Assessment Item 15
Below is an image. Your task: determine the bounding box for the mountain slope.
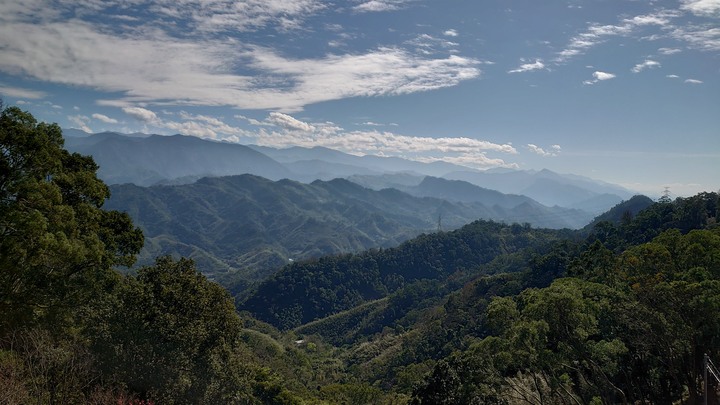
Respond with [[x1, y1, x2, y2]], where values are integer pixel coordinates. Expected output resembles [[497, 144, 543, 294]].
[[105, 175, 594, 288], [251, 144, 475, 177], [65, 133, 291, 186], [444, 168, 633, 212], [240, 220, 576, 329], [105, 175, 489, 282]]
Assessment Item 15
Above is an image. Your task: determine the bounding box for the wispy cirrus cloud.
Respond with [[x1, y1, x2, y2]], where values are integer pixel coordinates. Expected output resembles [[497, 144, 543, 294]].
[[0, 84, 47, 99], [670, 26, 720, 51], [555, 10, 680, 63], [658, 47, 682, 55], [681, 0, 720, 16], [508, 59, 545, 73], [0, 1, 480, 113], [2, 0, 325, 34], [0, 20, 481, 112]]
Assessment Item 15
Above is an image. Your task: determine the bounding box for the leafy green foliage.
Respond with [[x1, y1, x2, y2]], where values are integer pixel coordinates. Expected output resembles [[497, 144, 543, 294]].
[[413, 215, 720, 404], [90, 256, 251, 403], [242, 220, 574, 329], [0, 106, 305, 404], [0, 105, 143, 334]]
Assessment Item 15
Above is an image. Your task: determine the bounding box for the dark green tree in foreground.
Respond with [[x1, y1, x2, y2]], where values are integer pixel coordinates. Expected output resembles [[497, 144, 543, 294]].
[[0, 104, 144, 334], [91, 256, 258, 404], [0, 105, 303, 403]]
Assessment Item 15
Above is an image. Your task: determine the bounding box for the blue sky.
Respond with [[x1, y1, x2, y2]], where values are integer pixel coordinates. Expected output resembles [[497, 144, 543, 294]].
[[0, 0, 718, 197]]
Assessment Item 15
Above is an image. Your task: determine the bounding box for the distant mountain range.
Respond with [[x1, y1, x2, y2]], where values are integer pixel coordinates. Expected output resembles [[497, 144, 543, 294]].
[[65, 129, 648, 297], [65, 132, 290, 186], [443, 169, 634, 213], [64, 131, 635, 216]]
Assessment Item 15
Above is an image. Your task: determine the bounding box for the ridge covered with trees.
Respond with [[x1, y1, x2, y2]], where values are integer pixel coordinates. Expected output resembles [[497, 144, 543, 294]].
[[2, 104, 719, 404]]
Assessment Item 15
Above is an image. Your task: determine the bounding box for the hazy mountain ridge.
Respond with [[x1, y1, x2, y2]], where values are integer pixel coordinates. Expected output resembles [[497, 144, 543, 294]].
[[444, 168, 633, 213], [65, 133, 291, 186], [105, 173, 594, 289], [104, 175, 483, 283], [65, 131, 633, 218]]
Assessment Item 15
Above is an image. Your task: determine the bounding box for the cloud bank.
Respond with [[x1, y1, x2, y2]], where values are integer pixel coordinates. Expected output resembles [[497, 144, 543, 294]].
[[0, 1, 480, 113]]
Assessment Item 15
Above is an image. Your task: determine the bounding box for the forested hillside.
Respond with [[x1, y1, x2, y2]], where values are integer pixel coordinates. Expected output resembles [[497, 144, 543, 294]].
[[241, 221, 576, 329], [3, 106, 720, 404], [105, 175, 588, 288]]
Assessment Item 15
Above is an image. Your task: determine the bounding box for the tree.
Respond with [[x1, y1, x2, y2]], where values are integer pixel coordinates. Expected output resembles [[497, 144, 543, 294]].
[[0, 105, 143, 335], [91, 257, 256, 404]]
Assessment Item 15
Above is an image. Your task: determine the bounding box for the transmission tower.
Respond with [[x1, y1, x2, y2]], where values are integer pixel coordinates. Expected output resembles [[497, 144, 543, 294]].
[[660, 187, 672, 203], [705, 353, 720, 405]]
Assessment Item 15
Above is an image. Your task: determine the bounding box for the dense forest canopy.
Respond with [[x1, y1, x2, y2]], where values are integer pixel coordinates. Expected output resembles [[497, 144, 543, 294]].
[[2, 105, 719, 404]]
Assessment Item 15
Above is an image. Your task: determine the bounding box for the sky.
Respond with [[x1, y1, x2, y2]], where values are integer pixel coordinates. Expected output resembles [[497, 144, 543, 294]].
[[0, 0, 718, 197]]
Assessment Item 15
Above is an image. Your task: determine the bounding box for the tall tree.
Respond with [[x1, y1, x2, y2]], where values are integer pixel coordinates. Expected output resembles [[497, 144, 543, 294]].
[[0, 105, 143, 334]]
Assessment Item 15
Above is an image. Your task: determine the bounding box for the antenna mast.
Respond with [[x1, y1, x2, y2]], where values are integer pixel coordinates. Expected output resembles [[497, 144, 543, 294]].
[[660, 187, 672, 203]]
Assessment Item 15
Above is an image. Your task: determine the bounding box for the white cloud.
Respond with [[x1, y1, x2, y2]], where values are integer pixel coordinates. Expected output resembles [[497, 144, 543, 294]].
[[120, 107, 250, 140], [631, 59, 661, 73], [405, 34, 459, 55], [658, 47, 682, 55], [527, 144, 561, 157], [681, 0, 720, 16], [594, 71, 616, 80], [556, 10, 680, 62], [584, 71, 616, 85], [0, 1, 480, 113], [508, 59, 545, 73], [671, 26, 720, 51], [353, 0, 409, 13], [444, 29, 459, 37], [666, 74, 680, 78], [0, 85, 47, 99], [0, 18, 480, 112], [92, 113, 118, 124], [685, 78, 704, 84], [1, 0, 326, 34], [68, 115, 92, 133], [241, 111, 518, 169], [267, 112, 315, 132], [122, 107, 159, 123]]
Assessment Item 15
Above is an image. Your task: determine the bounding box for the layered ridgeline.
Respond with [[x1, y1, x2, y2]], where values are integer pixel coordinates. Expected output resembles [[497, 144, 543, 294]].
[[105, 175, 589, 286], [65, 131, 632, 217], [64, 132, 291, 186], [444, 168, 634, 214], [237, 191, 720, 403]]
